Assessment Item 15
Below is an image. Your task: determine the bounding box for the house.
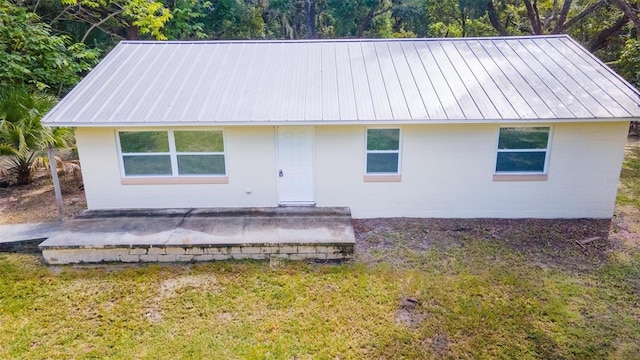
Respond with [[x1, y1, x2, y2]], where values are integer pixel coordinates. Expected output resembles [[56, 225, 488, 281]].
[[42, 35, 640, 219]]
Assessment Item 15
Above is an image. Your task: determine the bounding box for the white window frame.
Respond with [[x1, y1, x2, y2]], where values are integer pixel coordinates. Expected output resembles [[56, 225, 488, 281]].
[[364, 127, 402, 176], [116, 129, 227, 179], [494, 126, 552, 175]]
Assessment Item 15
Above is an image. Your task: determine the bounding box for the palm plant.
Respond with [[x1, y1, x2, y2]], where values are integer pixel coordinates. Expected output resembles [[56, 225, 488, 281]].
[[0, 86, 72, 185]]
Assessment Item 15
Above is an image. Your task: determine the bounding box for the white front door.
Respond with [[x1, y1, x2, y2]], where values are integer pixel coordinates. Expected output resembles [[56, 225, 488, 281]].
[[277, 126, 314, 204]]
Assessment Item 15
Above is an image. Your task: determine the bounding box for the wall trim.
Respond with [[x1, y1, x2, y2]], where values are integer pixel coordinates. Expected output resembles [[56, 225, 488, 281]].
[[493, 174, 548, 181], [121, 177, 229, 185], [363, 175, 402, 182]]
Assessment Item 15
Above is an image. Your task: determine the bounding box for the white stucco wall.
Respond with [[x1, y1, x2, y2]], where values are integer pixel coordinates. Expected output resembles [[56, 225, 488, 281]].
[[75, 126, 279, 209], [75, 122, 629, 218], [314, 122, 629, 218]]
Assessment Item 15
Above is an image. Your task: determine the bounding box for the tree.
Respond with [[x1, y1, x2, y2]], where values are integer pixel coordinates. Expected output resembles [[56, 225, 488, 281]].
[[390, 0, 428, 37], [609, 0, 640, 35], [426, 0, 495, 37], [162, 0, 212, 40], [201, 0, 265, 39], [483, 0, 640, 79], [0, 86, 73, 185], [615, 38, 640, 88], [485, 0, 636, 48], [0, 0, 100, 95], [329, 0, 392, 37], [21, 0, 172, 45]]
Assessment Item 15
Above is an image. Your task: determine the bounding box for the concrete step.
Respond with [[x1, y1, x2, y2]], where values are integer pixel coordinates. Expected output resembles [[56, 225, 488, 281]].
[[39, 207, 355, 265]]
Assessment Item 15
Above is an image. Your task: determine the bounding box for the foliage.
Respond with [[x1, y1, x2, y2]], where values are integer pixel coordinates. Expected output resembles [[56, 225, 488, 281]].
[[4, 0, 638, 93], [616, 39, 640, 89], [53, 0, 172, 41], [0, 0, 100, 94], [328, 0, 375, 37], [163, 0, 211, 40], [202, 0, 265, 39], [0, 86, 72, 185], [123, 0, 173, 39], [425, 0, 495, 37], [327, 0, 410, 38], [390, 0, 427, 37], [11, 0, 640, 78]]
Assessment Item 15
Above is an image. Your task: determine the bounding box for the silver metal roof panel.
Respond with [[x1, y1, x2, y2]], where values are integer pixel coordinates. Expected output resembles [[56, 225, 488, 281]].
[[42, 35, 640, 127]]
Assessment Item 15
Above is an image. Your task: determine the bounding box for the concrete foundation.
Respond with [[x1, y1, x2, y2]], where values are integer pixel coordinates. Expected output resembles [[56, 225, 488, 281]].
[[38, 207, 355, 264]]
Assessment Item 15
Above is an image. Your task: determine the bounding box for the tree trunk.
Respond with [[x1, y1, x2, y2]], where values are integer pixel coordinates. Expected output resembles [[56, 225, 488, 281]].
[[461, 10, 467, 37], [487, 1, 509, 36], [588, 16, 629, 52], [551, 0, 573, 33], [554, 0, 606, 34], [306, 0, 317, 39], [356, 9, 375, 37], [128, 23, 139, 40], [523, 0, 543, 34], [609, 0, 640, 36], [356, 4, 391, 38], [15, 162, 32, 185]]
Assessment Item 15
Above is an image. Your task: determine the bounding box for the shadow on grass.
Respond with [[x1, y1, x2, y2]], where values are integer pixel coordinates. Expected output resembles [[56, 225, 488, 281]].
[[0, 239, 43, 254]]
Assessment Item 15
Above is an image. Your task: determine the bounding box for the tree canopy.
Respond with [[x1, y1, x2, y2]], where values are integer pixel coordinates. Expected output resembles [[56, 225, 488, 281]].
[[0, 0, 100, 94], [2, 0, 639, 93]]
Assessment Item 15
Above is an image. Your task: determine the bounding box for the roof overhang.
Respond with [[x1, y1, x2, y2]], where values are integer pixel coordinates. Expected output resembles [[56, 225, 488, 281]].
[[43, 118, 637, 128]]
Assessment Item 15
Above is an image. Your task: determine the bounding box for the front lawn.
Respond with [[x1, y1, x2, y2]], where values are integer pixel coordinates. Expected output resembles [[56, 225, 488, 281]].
[[1, 241, 639, 359], [1, 139, 639, 359]]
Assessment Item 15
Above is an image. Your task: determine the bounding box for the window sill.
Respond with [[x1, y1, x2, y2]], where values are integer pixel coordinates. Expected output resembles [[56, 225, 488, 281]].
[[121, 176, 229, 185], [363, 175, 402, 182], [493, 174, 548, 182]]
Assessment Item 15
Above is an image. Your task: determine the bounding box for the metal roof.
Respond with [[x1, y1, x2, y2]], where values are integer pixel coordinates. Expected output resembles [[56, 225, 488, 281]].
[[42, 35, 640, 127]]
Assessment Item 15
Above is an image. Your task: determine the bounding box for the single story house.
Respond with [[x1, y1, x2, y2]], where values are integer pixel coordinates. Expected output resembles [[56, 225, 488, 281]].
[[42, 35, 640, 219]]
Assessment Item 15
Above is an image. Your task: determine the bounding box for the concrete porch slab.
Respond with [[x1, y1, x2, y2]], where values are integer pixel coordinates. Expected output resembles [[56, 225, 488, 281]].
[[38, 207, 355, 264], [1, 222, 64, 243]]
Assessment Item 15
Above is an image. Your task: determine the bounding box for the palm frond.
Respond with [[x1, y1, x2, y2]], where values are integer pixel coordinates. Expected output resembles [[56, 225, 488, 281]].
[[0, 85, 65, 185]]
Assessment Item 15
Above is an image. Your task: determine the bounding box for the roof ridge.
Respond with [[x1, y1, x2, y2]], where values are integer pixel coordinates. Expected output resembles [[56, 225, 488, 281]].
[[119, 35, 571, 45]]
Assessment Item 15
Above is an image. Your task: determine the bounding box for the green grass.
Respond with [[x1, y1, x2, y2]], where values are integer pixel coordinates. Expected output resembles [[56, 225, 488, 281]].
[[617, 144, 640, 208], [2, 141, 640, 359], [1, 245, 639, 359]]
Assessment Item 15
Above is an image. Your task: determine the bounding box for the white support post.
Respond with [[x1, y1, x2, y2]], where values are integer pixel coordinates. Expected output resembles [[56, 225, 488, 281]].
[[47, 148, 64, 220]]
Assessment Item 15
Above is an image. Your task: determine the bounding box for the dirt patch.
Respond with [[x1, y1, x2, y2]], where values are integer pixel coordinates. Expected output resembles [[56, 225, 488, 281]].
[[0, 175, 86, 224], [610, 205, 640, 250], [354, 217, 620, 272], [158, 274, 219, 297], [395, 296, 428, 328], [146, 274, 220, 324], [423, 333, 450, 357]]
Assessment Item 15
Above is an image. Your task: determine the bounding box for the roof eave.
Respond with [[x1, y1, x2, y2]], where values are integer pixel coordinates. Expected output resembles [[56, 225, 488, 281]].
[[42, 118, 638, 128]]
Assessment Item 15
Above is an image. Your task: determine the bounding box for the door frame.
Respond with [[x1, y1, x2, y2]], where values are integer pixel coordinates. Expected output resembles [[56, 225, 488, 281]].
[[276, 126, 315, 205]]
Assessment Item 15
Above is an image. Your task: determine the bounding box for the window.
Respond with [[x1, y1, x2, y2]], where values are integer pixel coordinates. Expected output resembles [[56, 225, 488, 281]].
[[174, 131, 225, 175], [495, 127, 550, 173], [118, 130, 226, 177], [119, 131, 172, 176], [366, 128, 400, 174]]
